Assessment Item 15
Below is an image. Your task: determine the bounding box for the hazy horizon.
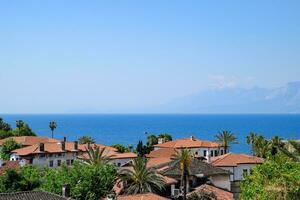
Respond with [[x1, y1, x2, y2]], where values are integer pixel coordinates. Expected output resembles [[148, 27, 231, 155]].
[[1, 1, 300, 113]]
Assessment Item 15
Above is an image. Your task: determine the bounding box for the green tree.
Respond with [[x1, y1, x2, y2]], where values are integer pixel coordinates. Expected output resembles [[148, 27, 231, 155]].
[[49, 121, 57, 138], [0, 118, 12, 132], [147, 134, 158, 146], [158, 133, 172, 142], [172, 149, 193, 200], [78, 136, 96, 144], [111, 144, 131, 153], [12, 121, 36, 137], [240, 153, 300, 200], [41, 162, 117, 200], [82, 146, 111, 165], [118, 157, 165, 195], [215, 130, 238, 153], [0, 138, 22, 160], [136, 140, 145, 157]]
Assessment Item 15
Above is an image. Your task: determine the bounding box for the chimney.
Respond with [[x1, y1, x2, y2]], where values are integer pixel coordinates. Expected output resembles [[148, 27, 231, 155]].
[[63, 137, 67, 142], [39, 143, 45, 152], [190, 136, 195, 141], [62, 184, 70, 198], [61, 141, 66, 151], [74, 141, 78, 150]]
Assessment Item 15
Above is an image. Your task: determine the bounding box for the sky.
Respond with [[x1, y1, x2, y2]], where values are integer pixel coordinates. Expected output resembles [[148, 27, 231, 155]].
[[1, 0, 300, 113]]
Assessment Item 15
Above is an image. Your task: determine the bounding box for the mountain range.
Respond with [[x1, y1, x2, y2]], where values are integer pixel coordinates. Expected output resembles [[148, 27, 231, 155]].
[[156, 81, 300, 113]]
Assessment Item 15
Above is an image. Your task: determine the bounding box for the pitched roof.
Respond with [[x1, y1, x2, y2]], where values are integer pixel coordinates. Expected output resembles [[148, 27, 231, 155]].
[[147, 157, 172, 168], [12, 142, 117, 156], [153, 138, 221, 149], [146, 148, 176, 158], [0, 191, 72, 200], [0, 161, 21, 175], [78, 151, 137, 161], [211, 153, 264, 167], [0, 136, 60, 146], [162, 158, 231, 178], [188, 184, 233, 200], [118, 193, 169, 200]]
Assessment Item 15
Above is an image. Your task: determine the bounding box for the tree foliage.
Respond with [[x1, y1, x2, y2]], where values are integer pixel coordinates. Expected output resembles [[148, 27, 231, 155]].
[[81, 146, 111, 166], [214, 130, 238, 153], [0, 138, 22, 160], [111, 144, 132, 153], [118, 157, 165, 195], [240, 153, 300, 200], [78, 136, 96, 144]]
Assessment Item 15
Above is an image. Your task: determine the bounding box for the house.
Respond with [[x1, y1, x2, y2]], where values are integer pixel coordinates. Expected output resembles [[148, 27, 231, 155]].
[[10, 141, 117, 167], [153, 136, 225, 161], [187, 184, 233, 200], [210, 153, 264, 182], [117, 193, 169, 200], [0, 159, 27, 175], [160, 158, 232, 196]]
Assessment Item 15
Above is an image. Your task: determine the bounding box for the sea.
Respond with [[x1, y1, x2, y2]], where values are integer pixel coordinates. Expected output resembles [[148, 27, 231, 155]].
[[1, 114, 300, 153]]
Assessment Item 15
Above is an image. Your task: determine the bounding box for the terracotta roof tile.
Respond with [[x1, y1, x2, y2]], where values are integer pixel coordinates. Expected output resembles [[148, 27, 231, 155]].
[[211, 153, 264, 167], [146, 148, 176, 158], [153, 138, 221, 149], [0, 161, 21, 175], [118, 193, 169, 200], [146, 158, 172, 168], [0, 136, 60, 146], [188, 184, 233, 200], [12, 142, 116, 156], [0, 191, 73, 200]]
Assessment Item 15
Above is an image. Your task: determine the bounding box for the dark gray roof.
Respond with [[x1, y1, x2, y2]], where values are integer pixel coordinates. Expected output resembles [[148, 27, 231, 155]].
[[0, 191, 73, 200], [161, 158, 231, 178]]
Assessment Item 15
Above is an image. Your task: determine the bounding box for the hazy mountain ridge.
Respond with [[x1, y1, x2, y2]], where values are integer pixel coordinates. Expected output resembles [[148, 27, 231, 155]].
[[158, 81, 300, 113]]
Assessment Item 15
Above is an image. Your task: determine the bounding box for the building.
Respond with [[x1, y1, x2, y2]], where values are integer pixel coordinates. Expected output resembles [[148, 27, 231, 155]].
[[210, 153, 264, 182], [153, 136, 225, 161], [10, 141, 117, 167], [187, 184, 233, 200], [0, 159, 27, 175], [0, 136, 60, 148]]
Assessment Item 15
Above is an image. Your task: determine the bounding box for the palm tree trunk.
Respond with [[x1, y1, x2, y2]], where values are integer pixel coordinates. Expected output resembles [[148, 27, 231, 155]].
[[51, 130, 54, 138], [183, 170, 187, 200]]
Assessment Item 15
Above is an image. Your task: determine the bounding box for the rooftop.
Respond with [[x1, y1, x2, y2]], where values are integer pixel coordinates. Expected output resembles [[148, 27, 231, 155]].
[[211, 153, 264, 167], [146, 148, 176, 158], [0, 161, 23, 175], [117, 193, 169, 200], [0, 191, 72, 200], [188, 184, 233, 200], [153, 137, 222, 149], [0, 136, 60, 146]]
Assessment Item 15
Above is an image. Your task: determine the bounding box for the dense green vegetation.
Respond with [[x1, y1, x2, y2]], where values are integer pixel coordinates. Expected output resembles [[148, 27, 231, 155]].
[[240, 153, 300, 200], [111, 144, 132, 153], [0, 118, 36, 139], [0, 162, 117, 200], [0, 138, 22, 160]]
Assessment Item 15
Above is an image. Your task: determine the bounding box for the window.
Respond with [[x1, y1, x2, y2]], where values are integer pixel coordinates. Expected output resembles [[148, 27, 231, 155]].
[[243, 169, 248, 175], [220, 149, 224, 155], [71, 160, 74, 164], [57, 160, 61, 166], [203, 150, 207, 157], [49, 154, 53, 158], [49, 160, 54, 167], [210, 150, 214, 157], [40, 154, 45, 158], [66, 160, 71, 166], [117, 163, 121, 167], [57, 153, 62, 157], [214, 150, 218, 156], [195, 151, 198, 155]]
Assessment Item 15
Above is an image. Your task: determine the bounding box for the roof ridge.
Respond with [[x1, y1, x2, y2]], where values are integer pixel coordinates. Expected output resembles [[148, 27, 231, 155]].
[[212, 153, 231, 164]]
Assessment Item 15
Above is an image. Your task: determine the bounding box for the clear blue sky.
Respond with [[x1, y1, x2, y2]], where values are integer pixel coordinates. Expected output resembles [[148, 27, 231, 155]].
[[1, 1, 300, 113]]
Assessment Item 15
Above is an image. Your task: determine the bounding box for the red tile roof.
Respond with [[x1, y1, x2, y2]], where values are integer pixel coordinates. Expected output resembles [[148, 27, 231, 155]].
[[153, 138, 222, 149], [0, 161, 21, 175], [188, 184, 233, 200], [211, 153, 264, 167], [12, 142, 117, 156], [0, 136, 59, 146], [146, 148, 176, 158], [147, 157, 172, 168], [118, 193, 169, 200]]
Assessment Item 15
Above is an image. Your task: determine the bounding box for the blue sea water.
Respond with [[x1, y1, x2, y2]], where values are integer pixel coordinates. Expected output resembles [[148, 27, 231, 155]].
[[1, 114, 300, 153]]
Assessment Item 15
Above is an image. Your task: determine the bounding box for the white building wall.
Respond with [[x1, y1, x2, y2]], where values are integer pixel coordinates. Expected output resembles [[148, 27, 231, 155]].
[[210, 174, 231, 191], [10, 153, 21, 161], [110, 158, 132, 167], [32, 152, 78, 167], [219, 164, 257, 181]]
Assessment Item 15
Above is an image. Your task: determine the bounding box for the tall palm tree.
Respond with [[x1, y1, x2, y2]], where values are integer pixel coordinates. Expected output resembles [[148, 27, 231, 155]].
[[16, 120, 24, 130], [49, 121, 57, 138], [172, 149, 192, 200], [82, 145, 111, 165], [215, 130, 238, 153], [158, 133, 172, 142], [118, 157, 165, 195]]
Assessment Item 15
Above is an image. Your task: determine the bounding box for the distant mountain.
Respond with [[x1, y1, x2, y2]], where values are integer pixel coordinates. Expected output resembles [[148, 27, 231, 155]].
[[157, 81, 300, 113]]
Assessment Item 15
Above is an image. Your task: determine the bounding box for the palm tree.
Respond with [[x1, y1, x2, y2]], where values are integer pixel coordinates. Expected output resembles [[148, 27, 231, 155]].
[[158, 133, 172, 142], [82, 145, 111, 165], [278, 140, 300, 161], [215, 130, 238, 153], [16, 120, 24, 130], [49, 121, 57, 138], [118, 157, 165, 195], [172, 149, 193, 200]]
